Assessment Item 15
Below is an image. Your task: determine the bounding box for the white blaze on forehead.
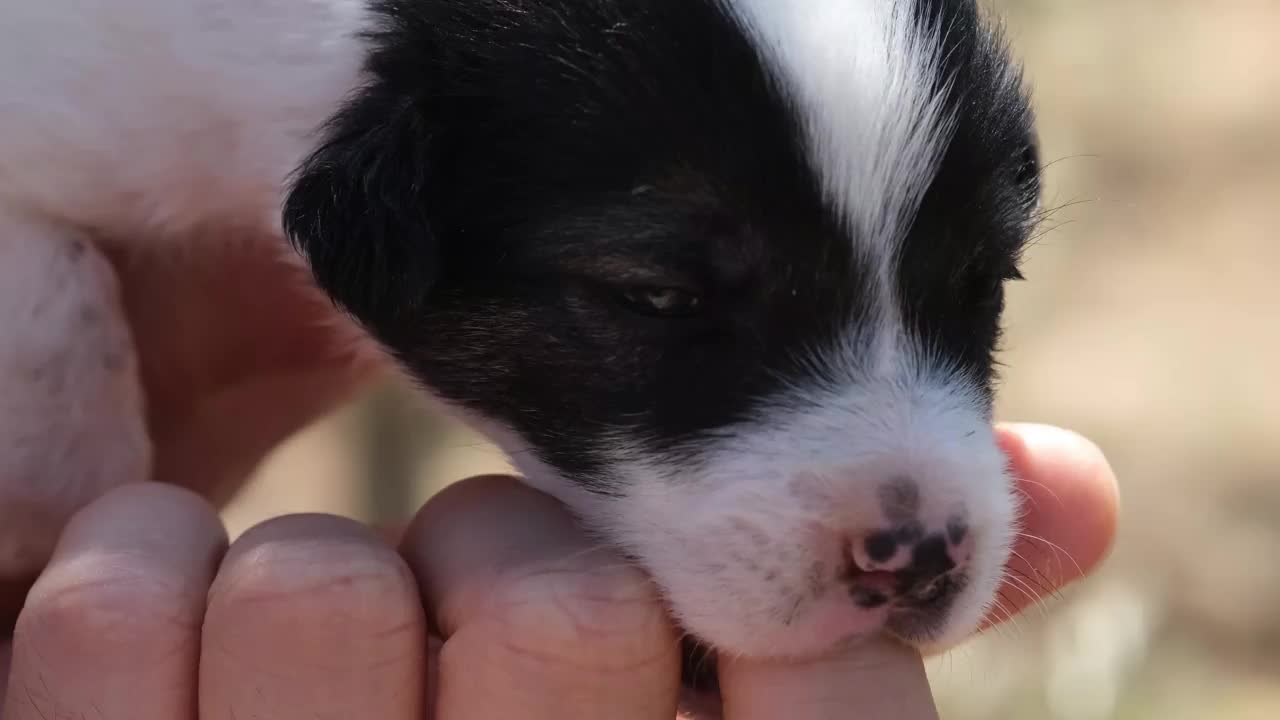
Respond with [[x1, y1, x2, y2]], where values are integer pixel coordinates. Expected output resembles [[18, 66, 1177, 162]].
[[719, 0, 956, 251], [720, 0, 959, 375]]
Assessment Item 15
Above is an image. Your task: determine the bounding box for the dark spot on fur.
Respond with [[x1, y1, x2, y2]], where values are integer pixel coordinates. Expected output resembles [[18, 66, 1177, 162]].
[[807, 560, 827, 596], [101, 350, 126, 373], [78, 305, 101, 328], [16, 363, 46, 385], [879, 477, 921, 521], [894, 521, 925, 546]]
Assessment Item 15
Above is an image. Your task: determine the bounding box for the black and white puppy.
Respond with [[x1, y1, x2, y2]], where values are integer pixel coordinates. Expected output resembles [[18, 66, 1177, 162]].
[[0, 0, 1040, 660]]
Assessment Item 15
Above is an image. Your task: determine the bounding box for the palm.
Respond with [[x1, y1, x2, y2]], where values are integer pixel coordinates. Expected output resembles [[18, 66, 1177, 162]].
[[104, 238, 381, 503]]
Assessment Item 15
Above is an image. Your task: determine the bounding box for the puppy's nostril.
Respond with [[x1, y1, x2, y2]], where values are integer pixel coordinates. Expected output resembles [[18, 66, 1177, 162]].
[[863, 531, 898, 565], [909, 535, 955, 580]]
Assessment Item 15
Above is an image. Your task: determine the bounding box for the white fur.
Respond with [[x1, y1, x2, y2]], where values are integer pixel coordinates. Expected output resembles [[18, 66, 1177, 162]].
[[720, 0, 958, 373], [721, 0, 954, 249], [546, 341, 1017, 658], [0, 0, 371, 240], [0, 217, 150, 573]]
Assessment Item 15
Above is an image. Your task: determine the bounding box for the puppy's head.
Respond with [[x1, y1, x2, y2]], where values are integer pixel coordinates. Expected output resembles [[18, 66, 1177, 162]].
[[284, 0, 1040, 659]]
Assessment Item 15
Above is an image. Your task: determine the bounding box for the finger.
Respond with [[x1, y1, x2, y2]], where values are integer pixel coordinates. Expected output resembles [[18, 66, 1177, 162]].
[[199, 514, 427, 720], [719, 637, 938, 720], [402, 475, 680, 720], [987, 422, 1120, 626], [2, 483, 226, 720]]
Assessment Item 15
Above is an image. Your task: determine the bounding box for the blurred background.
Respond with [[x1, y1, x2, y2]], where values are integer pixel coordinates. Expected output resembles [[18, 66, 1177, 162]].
[[222, 0, 1280, 717]]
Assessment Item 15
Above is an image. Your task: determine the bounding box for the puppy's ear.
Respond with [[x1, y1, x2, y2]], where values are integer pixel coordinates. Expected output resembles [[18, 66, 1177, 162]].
[[282, 96, 438, 344]]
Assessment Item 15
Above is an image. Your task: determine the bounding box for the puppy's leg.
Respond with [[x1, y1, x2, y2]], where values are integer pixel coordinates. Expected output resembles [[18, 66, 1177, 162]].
[[0, 213, 151, 577]]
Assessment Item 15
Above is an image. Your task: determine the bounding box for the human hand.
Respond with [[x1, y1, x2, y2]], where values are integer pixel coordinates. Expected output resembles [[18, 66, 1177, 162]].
[[97, 240, 386, 504], [0, 421, 1116, 719]]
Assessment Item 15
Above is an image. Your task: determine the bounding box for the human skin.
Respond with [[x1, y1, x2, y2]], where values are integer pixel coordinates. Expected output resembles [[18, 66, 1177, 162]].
[[0, 243, 1118, 719]]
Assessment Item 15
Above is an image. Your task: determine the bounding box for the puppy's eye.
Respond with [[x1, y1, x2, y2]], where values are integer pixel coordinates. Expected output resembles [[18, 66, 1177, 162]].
[[619, 286, 703, 318]]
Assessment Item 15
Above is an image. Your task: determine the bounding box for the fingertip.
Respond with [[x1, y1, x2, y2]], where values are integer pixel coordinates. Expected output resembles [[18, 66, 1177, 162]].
[[2, 483, 224, 635], [998, 422, 1120, 577], [403, 473, 673, 643], [404, 475, 681, 720], [5, 481, 227, 720], [66, 481, 229, 549], [209, 512, 419, 616], [978, 423, 1121, 634], [39, 481, 229, 602], [400, 474, 592, 635], [720, 637, 938, 720], [200, 513, 427, 720]]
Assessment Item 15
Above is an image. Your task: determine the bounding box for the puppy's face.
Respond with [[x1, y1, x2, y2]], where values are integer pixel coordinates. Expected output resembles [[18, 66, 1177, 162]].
[[285, 0, 1040, 659]]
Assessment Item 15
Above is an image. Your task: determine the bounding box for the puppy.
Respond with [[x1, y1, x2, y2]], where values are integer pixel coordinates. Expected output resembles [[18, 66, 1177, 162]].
[[0, 0, 1041, 661]]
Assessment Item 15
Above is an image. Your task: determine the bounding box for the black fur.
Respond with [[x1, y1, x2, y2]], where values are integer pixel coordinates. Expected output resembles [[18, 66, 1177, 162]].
[[283, 0, 1039, 487], [901, 0, 1040, 391]]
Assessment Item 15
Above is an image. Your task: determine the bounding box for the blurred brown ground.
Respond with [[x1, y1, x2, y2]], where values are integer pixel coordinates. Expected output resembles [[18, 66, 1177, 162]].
[[224, 1, 1280, 717]]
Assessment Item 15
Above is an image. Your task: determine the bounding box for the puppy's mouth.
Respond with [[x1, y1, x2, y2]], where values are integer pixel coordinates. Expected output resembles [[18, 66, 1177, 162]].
[[674, 572, 968, 717]]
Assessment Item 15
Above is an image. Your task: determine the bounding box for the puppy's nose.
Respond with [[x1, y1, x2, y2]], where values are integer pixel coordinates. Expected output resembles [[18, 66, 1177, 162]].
[[844, 525, 972, 609]]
